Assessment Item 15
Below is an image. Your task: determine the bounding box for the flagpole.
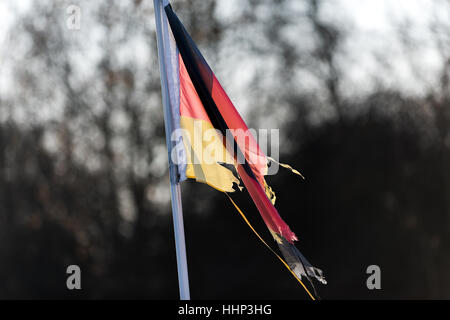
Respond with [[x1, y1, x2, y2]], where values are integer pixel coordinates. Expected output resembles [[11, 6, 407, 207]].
[[153, 0, 190, 300]]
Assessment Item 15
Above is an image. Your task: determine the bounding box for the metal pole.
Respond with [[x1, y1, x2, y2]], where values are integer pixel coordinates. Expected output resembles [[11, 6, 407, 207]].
[[153, 0, 190, 300]]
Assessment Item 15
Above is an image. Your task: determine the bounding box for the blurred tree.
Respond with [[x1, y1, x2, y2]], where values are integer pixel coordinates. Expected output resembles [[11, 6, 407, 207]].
[[0, 0, 449, 299]]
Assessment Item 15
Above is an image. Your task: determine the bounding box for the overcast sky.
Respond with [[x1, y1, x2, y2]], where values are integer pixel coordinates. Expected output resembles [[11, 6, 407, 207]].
[[0, 0, 448, 115]]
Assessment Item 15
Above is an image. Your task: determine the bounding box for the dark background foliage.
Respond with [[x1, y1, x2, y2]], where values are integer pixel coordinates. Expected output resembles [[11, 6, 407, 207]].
[[0, 0, 449, 299]]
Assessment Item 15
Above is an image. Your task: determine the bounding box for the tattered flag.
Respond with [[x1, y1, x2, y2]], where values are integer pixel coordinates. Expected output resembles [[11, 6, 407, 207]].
[[156, 0, 326, 299]]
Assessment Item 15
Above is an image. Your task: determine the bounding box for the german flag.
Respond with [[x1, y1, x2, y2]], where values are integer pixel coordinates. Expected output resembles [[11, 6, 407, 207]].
[[156, 0, 326, 299]]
